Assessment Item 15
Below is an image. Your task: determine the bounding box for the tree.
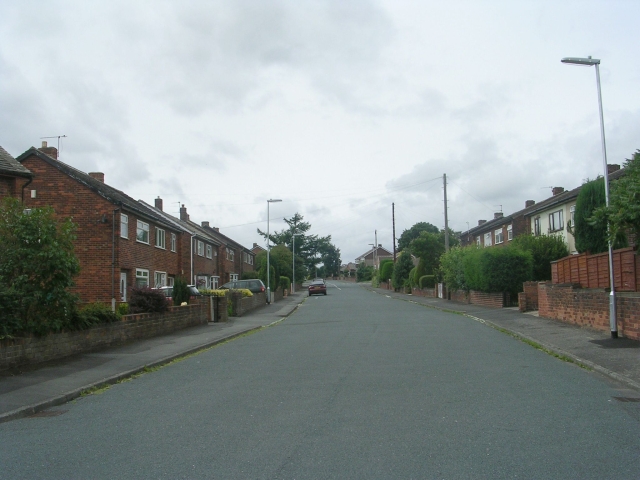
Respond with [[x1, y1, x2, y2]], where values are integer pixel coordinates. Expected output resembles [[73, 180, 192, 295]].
[[0, 198, 80, 336], [574, 178, 609, 254], [392, 250, 414, 290], [397, 222, 439, 252], [379, 259, 394, 282], [356, 262, 373, 282], [439, 246, 474, 292], [591, 150, 640, 246], [510, 234, 569, 281], [409, 231, 445, 277]]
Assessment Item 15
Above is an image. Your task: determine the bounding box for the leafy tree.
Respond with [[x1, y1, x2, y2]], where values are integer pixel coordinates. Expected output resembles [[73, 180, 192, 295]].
[[410, 231, 444, 276], [356, 262, 373, 282], [379, 259, 394, 282], [397, 222, 439, 252], [574, 178, 609, 254], [392, 250, 414, 290], [0, 198, 80, 336], [591, 150, 640, 246], [439, 246, 475, 292], [510, 234, 569, 281]]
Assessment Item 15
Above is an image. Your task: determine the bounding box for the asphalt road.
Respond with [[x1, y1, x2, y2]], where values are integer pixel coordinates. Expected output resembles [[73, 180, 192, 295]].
[[1, 281, 639, 479]]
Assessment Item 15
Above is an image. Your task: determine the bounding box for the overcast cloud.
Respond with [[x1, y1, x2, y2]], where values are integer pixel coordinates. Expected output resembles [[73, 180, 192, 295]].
[[1, 0, 639, 263]]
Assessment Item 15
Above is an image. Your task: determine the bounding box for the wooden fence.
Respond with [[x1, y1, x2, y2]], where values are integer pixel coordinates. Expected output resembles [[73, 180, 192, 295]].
[[551, 247, 639, 292]]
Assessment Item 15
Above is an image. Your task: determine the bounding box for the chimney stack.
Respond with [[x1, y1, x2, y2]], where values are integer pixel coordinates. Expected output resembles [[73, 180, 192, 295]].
[[214, 227, 220, 232], [180, 204, 189, 221], [478, 220, 486, 226], [607, 164, 620, 175], [525, 200, 535, 208], [552, 187, 565, 196], [38, 141, 58, 160], [155, 197, 163, 211], [494, 212, 503, 219], [201, 221, 210, 228], [89, 172, 105, 183]]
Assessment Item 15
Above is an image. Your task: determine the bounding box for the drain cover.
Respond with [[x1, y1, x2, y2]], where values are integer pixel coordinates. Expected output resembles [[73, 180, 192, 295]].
[[28, 410, 68, 418]]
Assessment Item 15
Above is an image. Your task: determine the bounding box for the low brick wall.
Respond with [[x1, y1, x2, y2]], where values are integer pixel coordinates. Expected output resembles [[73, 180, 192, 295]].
[[0, 299, 210, 371], [538, 283, 640, 340], [518, 281, 539, 312], [449, 289, 470, 304], [233, 292, 267, 317], [411, 287, 437, 298], [447, 290, 506, 308]]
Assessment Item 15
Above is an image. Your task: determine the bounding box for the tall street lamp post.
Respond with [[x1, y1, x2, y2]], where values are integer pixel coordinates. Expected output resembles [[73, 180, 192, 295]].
[[292, 233, 302, 294], [266, 199, 282, 304], [561, 55, 617, 338]]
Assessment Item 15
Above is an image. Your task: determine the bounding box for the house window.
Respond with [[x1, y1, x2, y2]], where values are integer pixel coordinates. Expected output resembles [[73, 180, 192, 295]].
[[155, 228, 166, 249], [137, 220, 150, 244], [197, 240, 204, 256], [211, 276, 219, 289], [226, 248, 235, 261], [167, 277, 175, 287], [120, 214, 128, 239], [507, 224, 513, 241], [154, 271, 166, 287], [549, 210, 564, 232], [196, 275, 208, 289], [171, 233, 176, 252], [136, 268, 149, 287], [534, 217, 541, 236], [206, 245, 212, 259], [484, 232, 492, 247], [495, 228, 503, 244], [569, 205, 576, 229], [230, 273, 239, 282]]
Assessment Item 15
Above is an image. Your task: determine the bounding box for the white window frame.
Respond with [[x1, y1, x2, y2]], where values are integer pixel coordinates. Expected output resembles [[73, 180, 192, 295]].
[[171, 233, 176, 252], [534, 217, 541, 236], [507, 224, 513, 241], [120, 213, 129, 239], [226, 248, 235, 262], [155, 228, 166, 249], [230, 273, 239, 282], [154, 271, 166, 288], [196, 275, 207, 289], [549, 210, 564, 232], [569, 205, 576, 229], [197, 240, 204, 256], [167, 276, 175, 287], [136, 268, 149, 287], [211, 276, 220, 289], [495, 228, 504, 244], [137, 220, 150, 244], [484, 232, 492, 247], [206, 244, 212, 259]]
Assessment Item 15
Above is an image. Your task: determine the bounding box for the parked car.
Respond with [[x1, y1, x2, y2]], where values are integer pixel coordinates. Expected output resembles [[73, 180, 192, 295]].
[[220, 279, 266, 293], [308, 278, 327, 296], [155, 285, 202, 300]]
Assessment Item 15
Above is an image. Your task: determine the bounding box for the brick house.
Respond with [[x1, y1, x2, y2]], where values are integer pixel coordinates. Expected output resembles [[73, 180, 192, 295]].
[[199, 222, 255, 284], [16, 145, 188, 304], [251, 242, 266, 256], [141, 200, 224, 290], [355, 245, 394, 269], [0, 145, 32, 200]]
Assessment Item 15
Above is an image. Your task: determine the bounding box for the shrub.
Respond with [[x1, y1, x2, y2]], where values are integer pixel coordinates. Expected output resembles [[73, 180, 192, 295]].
[[117, 302, 129, 316], [279, 276, 290, 292], [199, 289, 228, 297], [419, 275, 436, 289], [75, 303, 119, 329], [439, 246, 473, 292], [408, 267, 418, 287], [371, 270, 380, 288], [172, 276, 191, 306], [356, 263, 374, 282], [464, 248, 532, 295], [242, 271, 260, 280], [379, 259, 394, 282], [509, 234, 569, 281], [392, 251, 414, 290], [129, 287, 169, 314]]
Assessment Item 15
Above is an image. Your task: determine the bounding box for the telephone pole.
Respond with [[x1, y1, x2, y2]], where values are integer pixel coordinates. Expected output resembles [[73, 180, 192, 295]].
[[444, 174, 450, 252]]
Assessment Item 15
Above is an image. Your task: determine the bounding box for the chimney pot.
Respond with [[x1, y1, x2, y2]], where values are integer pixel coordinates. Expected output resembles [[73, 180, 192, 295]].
[[525, 200, 535, 208], [42, 141, 47, 148], [38, 143, 58, 160], [201, 221, 210, 228], [608, 164, 620, 174], [155, 197, 163, 211], [552, 187, 565, 196], [89, 172, 105, 183], [180, 204, 189, 221]]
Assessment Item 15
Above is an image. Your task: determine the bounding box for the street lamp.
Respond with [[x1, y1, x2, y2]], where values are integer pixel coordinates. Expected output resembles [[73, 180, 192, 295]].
[[292, 233, 302, 294], [266, 199, 282, 304], [561, 55, 617, 338]]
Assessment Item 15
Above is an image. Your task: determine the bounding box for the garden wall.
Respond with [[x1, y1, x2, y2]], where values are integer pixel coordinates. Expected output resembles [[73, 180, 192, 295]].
[[518, 281, 539, 312], [233, 292, 267, 317], [538, 283, 640, 341], [411, 287, 437, 298], [447, 290, 507, 308], [0, 299, 211, 371]]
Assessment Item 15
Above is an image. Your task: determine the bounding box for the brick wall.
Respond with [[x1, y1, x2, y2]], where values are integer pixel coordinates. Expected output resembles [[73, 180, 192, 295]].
[[449, 289, 470, 304], [518, 281, 539, 312], [411, 287, 437, 298], [538, 283, 640, 341], [469, 291, 506, 308], [232, 292, 267, 317], [0, 300, 210, 371]]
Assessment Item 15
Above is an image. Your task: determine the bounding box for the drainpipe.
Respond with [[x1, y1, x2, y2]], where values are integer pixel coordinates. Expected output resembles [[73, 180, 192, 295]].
[[190, 232, 196, 285], [20, 176, 33, 203], [112, 208, 120, 311]]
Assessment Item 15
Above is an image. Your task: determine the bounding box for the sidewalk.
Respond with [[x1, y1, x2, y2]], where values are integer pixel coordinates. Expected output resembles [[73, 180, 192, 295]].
[[0, 291, 306, 424], [365, 284, 640, 393]]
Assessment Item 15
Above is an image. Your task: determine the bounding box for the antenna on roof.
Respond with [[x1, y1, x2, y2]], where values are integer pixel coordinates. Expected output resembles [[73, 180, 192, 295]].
[[40, 135, 67, 157], [494, 205, 502, 212]]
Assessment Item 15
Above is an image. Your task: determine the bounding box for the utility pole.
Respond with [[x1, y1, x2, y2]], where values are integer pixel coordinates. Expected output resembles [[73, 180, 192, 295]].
[[374, 230, 378, 269], [443, 174, 450, 252], [392, 203, 397, 262]]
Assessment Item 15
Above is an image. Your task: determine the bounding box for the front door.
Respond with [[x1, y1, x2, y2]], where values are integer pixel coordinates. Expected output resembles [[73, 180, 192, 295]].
[[120, 272, 127, 302]]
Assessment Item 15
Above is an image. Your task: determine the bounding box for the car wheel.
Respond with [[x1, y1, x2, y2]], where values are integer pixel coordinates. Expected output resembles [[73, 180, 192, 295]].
[[324, 291, 327, 295]]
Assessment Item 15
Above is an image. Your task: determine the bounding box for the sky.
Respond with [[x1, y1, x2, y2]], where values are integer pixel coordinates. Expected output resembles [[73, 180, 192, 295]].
[[1, 0, 639, 265]]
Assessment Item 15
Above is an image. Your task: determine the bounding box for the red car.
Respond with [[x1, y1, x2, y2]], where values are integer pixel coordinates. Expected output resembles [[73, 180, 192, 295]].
[[308, 279, 327, 296]]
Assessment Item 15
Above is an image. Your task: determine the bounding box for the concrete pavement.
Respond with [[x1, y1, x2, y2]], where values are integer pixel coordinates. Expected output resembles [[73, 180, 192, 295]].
[[1, 281, 639, 424], [0, 291, 307, 423]]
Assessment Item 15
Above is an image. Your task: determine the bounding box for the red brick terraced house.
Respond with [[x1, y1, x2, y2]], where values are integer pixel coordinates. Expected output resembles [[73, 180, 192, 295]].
[[16, 145, 191, 305], [0, 145, 33, 201], [199, 221, 255, 285]]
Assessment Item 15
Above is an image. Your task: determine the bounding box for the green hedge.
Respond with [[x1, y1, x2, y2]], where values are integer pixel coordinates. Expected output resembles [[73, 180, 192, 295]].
[[379, 260, 394, 282], [464, 247, 532, 294], [419, 275, 436, 289], [279, 276, 290, 291]]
